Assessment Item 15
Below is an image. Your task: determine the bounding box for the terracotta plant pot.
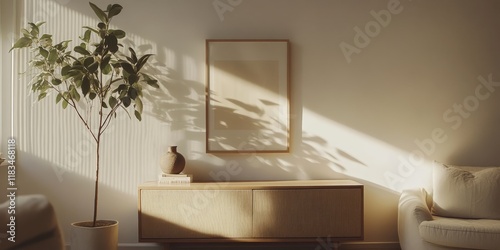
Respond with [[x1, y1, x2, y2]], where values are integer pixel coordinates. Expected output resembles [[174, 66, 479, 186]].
[[71, 220, 118, 250]]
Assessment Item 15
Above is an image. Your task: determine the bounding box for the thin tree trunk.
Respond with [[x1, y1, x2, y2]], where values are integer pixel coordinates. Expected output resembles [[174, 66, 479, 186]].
[[93, 103, 104, 227], [93, 134, 100, 227]]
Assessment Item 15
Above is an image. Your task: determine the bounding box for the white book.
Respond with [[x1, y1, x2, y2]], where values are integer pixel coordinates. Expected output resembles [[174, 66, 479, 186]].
[[158, 174, 192, 184], [160, 173, 188, 177]]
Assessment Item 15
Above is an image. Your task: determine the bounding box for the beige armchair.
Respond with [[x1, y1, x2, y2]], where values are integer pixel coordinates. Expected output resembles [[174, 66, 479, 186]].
[[398, 163, 500, 250], [0, 194, 64, 250]]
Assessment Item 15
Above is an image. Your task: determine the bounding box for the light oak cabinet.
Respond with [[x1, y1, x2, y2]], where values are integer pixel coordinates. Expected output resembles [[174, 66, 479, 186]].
[[140, 190, 252, 239], [138, 180, 363, 243]]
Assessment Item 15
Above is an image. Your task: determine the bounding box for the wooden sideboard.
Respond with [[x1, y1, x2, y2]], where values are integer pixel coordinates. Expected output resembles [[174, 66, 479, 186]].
[[138, 180, 363, 245]]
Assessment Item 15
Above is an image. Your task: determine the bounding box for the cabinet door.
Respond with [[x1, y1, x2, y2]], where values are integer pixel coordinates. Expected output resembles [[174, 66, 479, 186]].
[[253, 188, 363, 239], [140, 189, 252, 239]]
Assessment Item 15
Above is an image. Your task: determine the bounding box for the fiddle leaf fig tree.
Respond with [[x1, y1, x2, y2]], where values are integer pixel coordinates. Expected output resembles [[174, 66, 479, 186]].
[[10, 2, 159, 227]]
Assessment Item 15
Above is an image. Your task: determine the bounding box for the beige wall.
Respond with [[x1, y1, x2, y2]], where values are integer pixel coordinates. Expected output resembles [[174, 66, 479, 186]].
[[2, 0, 500, 246]]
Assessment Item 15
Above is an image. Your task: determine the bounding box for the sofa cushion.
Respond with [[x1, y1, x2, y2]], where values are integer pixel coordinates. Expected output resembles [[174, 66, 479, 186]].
[[432, 162, 500, 219], [419, 216, 500, 249], [0, 194, 64, 249]]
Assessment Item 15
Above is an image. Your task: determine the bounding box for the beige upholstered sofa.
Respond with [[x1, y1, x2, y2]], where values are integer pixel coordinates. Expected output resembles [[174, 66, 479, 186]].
[[0, 194, 64, 250], [398, 163, 500, 250]]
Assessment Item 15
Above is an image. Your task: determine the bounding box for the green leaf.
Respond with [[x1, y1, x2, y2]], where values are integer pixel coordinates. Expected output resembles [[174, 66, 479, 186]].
[[82, 76, 90, 96], [120, 62, 135, 75], [100, 54, 111, 69], [61, 65, 71, 77], [93, 43, 104, 55], [28, 22, 39, 37], [104, 34, 118, 53], [71, 87, 81, 101], [136, 54, 153, 71], [109, 96, 118, 109], [89, 92, 97, 100], [128, 74, 139, 84], [38, 92, 47, 101], [31, 60, 45, 68], [84, 57, 99, 73], [101, 64, 112, 75], [121, 96, 131, 107], [21, 28, 31, 37], [89, 2, 108, 24], [54, 40, 71, 51], [48, 49, 58, 63], [135, 96, 143, 114], [52, 78, 62, 86], [107, 4, 123, 19], [56, 93, 63, 104], [113, 84, 127, 93], [128, 87, 138, 99], [39, 34, 53, 47], [74, 46, 91, 55], [134, 110, 142, 121], [128, 47, 137, 63], [110, 29, 125, 39], [83, 26, 99, 34], [84, 57, 95, 68], [66, 70, 82, 79], [74, 77, 82, 88], [87, 61, 99, 73], [39, 47, 49, 58], [40, 34, 51, 39], [102, 101, 108, 109], [62, 100, 68, 109], [80, 30, 91, 43], [35, 21, 46, 27], [10, 37, 32, 52], [98, 22, 106, 30]]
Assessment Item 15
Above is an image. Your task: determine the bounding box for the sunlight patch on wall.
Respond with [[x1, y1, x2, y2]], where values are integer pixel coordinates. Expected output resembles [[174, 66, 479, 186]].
[[302, 108, 433, 193]]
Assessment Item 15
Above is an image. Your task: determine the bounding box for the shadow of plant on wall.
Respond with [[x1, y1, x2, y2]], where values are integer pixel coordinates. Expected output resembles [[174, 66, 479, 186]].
[[207, 96, 289, 152], [123, 43, 205, 133], [209, 89, 367, 179], [206, 81, 367, 176], [144, 66, 205, 131], [122, 41, 366, 180]]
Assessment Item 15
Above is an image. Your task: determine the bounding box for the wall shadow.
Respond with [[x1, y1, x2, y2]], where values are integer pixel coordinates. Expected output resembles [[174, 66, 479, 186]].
[[124, 41, 370, 183]]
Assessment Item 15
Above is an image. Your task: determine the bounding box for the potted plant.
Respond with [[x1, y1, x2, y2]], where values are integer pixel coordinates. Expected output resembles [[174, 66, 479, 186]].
[[10, 2, 160, 249]]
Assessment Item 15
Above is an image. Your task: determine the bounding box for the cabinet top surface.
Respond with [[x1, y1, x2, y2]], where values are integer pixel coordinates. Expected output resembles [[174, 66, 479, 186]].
[[139, 180, 363, 190]]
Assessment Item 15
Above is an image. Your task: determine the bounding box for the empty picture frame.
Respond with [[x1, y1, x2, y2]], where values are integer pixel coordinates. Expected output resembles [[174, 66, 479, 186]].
[[206, 39, 290, 153]]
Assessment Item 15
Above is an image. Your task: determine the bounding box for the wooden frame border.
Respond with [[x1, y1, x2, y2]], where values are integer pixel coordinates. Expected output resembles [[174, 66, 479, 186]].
[[205, 39, 290, 153]]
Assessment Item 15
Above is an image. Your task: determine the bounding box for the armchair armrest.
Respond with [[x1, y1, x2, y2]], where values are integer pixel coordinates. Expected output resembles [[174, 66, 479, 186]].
[[398, 188, 433, 250], [0, 195, 64, 250]]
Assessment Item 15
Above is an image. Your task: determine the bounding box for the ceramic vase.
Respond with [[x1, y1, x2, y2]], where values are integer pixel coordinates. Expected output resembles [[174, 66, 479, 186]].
[[160, 146, 186, 174]]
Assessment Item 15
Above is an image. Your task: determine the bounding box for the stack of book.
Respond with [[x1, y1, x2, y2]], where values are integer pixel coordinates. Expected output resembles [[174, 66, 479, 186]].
[[158, 173, 192, 185]]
